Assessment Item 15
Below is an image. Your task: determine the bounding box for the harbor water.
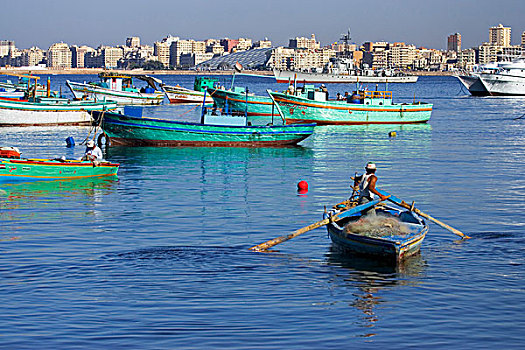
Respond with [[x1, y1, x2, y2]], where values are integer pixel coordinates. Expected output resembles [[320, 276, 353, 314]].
[[0, 75, 524, 349]]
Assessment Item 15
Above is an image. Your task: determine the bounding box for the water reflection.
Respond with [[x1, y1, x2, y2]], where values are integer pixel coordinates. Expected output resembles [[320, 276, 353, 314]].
[[325, 247, 426, 338]]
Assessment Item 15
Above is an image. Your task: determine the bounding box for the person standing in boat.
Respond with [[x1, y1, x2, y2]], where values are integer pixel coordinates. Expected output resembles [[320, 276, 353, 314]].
[[83, 140, 103, 163], [355, 162, 389, 215]]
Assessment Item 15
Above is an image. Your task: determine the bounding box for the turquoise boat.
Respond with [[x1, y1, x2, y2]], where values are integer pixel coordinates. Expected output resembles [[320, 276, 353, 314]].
[[162, 77, 219, 104], [0, 148, 119, 183], [92, 109, 315, 147], [269, 86, 433, 125], [208, 87, 279, 125], [324, 200, 428, 263]]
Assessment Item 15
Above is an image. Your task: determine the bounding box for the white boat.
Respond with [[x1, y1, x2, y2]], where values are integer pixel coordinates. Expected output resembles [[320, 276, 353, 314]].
[[478, 57, 525, 96], [66, 72, 164, 105], [0, 97, 117, 126], [274, 57, 418, 84], [160, 77, 218, 104], [457, 57, 525, 96], [456, 62, 498, 96]]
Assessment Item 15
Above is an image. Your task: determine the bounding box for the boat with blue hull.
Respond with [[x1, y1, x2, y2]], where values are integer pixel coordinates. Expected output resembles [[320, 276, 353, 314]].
[[324, 203, 428, 263]]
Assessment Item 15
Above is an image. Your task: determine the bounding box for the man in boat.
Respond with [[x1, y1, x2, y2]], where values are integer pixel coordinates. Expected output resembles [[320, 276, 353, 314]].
[[83, 140, 103, 163], [355, 162, 389, 215]]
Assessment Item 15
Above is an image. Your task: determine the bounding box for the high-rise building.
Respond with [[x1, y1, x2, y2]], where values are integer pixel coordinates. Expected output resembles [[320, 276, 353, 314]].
[[447, 33, 462, 52], [71, 45, 95, 68], [154, 42, 170, 68], [47, 42, 72, 69], [521, 31, 525, 48], [489, 24, 511, 47], [102, 47, 124, 68], [0, 40, 15, 57], [126, 37, 140, 48]]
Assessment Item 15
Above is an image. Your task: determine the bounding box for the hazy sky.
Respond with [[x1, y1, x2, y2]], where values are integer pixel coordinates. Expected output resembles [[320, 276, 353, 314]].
[[1, 0, 524, 50]]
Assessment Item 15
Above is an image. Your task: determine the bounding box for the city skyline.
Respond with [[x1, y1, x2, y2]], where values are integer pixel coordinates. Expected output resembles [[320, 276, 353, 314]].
[[1, 0, 524, 50]]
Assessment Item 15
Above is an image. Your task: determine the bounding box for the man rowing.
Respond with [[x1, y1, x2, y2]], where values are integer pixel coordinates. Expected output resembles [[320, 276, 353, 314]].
[[354, 162, 389, 215]]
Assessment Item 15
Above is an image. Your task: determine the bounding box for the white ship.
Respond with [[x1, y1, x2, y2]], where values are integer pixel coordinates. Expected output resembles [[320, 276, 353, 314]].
[[457, 56, 525, 96]]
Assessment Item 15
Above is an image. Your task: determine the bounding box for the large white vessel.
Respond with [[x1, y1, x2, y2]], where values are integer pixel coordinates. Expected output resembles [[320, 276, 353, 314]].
[[457, 57, 525, 96], [274, 57, 418, 84]]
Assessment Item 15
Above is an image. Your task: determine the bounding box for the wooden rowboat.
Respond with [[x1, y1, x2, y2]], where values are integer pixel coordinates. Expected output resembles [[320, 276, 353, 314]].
[[0, 148, 119, 183], [324, 203, 428, 263]]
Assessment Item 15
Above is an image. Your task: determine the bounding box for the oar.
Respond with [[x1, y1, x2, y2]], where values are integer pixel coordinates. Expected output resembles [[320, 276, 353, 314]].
[[375, 188, 470, 239], [249, 197, 386, 252]]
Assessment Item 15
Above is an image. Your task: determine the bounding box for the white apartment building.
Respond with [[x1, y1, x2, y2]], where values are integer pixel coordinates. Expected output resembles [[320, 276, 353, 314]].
[[21, 47, 44, 67], [154, 41, 170, 67], [289, 34, 320, 50], [102, 47, 124, 68], [47, 42, 72, 69], [489, 24, 511, 47], [71, 45, 95, 68]]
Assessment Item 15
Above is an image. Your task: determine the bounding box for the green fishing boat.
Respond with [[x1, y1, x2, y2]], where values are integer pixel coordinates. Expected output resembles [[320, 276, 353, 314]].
[[0, 148, 119, 183], [268, 86, 433, 125], [92, 108, 315, 147]]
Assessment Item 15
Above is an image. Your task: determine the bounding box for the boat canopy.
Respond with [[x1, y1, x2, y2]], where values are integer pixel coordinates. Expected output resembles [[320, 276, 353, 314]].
[[98, 72, 162, 89]]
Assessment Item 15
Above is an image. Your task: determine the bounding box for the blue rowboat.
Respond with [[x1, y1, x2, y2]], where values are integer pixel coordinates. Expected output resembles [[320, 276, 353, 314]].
[[324, 203, 428, 263]]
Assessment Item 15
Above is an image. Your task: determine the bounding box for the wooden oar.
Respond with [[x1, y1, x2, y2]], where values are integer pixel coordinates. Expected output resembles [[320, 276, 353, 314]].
[[375, 188, 470, 239], [249, 197, 386, 252]]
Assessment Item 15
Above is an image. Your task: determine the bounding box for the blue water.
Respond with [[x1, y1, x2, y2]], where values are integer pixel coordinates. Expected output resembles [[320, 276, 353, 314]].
[[0, 75, 524, 349]]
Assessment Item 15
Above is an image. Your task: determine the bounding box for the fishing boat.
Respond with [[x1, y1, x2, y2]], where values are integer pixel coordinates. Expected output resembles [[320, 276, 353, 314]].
[[66, 72, 164, 105], [268, 86, 432, 125], [208, 86, 282, 125], [0, 74, 56, 97], [91, 107, 315, 147], [0, 96, 117, 127], [0, 147, 119, 183], [161, 77, 219, 104], [324, 202, 428, 262]]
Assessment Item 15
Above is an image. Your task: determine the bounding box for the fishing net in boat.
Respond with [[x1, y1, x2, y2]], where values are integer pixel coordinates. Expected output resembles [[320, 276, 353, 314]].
[[343, 214, 411, 238]]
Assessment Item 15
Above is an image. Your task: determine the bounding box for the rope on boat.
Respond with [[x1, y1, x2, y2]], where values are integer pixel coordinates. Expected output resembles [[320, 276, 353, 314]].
[[514, 113, 525, 120]]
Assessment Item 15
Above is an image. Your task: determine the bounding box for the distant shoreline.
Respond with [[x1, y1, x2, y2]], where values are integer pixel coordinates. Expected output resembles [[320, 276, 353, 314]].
[[0, 68, 455, 76]]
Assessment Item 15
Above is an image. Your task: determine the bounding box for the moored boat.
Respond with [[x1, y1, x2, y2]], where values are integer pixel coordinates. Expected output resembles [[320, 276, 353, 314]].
[[268, 86, 432, 125], [274, 68, 419, 84], [324, 202, 428, 263], [66, 72, 164, 105], [0, 147, 119, 182], [92, 108, 315, 147], [208, 86, 281, 125], [0, 96, 117, 127], [161, 77, 218, 104]]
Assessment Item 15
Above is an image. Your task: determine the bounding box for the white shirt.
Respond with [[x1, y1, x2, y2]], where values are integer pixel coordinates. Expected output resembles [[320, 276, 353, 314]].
[[85, 146, 103, 161]]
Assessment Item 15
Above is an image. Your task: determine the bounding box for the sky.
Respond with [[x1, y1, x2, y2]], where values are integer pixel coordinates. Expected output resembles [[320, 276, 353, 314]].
[[1, 0, 524, 50]]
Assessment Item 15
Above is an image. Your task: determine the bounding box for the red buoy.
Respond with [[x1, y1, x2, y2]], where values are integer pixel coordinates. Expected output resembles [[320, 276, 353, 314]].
[[297, 180, 308, 192]]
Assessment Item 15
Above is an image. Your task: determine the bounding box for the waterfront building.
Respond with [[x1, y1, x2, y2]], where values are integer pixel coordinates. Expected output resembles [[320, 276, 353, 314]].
[[489, 24, 511, 47], [169, 40, 194, 67], [70, 45, 95, 68], [271, 47, 295, 70], [126, 37, 140, 48], [289, 34, 320, 50], [0, 40, 15, 58], [447, 33, 462, 52], [207, 43, 225, 55], [521, 31, 525, 48], [197, 47, 272, 70], [47, 42, 72, 69], [179, 52, 214, 68], [102, 46, 124, 69], [154, 42, 170, 68], [389, 43, 417, 69], [478, 43, 502, 64], [21, 47, 45, 67], [457, 48, 476, 70]]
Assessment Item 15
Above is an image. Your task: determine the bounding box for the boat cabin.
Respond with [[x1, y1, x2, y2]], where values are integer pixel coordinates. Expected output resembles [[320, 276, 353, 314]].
[[194, 77, 219, 92], [96, 72, 161, 93], [347, 90, 393, 106]]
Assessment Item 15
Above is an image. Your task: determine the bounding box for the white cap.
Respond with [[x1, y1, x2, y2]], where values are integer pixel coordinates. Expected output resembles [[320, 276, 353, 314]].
[[86, 140, 95, 147], [365, 162, 376, 170]]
